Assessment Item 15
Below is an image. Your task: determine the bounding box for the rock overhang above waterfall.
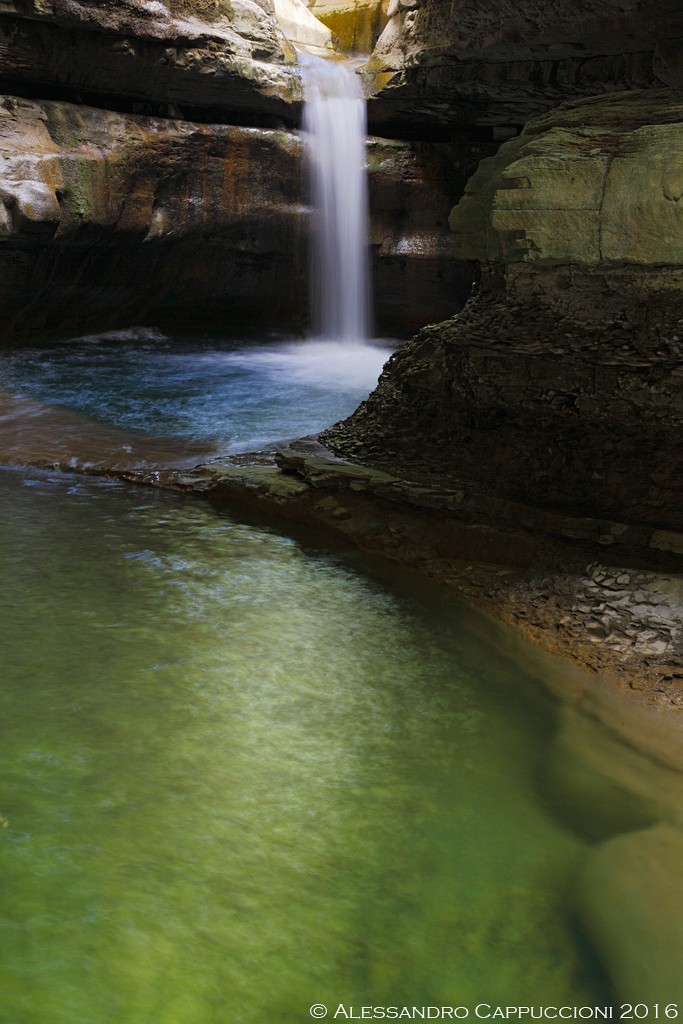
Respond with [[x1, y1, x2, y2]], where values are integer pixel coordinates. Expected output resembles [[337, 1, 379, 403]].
[[0, 0, 304, 123]]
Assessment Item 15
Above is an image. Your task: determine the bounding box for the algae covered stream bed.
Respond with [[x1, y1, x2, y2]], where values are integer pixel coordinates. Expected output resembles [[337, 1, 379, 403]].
[[0, 465, 614, 1022]]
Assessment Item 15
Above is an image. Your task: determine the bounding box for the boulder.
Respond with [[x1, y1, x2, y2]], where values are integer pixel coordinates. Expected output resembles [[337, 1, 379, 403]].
[[579, 824, 683, 1004]]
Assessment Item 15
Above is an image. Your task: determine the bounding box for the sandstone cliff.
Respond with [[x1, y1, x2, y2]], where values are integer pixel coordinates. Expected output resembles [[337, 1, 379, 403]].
[[0, 0, 300, 123], [0, 90, 466, 340], [323, 89, 683, 545], [366, 0, 683, 137]]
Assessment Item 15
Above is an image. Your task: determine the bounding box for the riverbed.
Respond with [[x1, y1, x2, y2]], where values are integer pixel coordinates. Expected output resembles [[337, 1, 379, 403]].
[[2, 330, 683, 1020], [0, 463, 613, 1022]]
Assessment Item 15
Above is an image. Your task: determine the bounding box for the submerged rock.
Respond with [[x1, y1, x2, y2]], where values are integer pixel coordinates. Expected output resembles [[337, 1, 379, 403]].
[[546, 704, 683, 840], [579, 824, 683, 1004]]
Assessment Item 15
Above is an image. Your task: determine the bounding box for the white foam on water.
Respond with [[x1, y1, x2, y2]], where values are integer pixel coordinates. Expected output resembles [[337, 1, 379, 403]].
[[223, 339, 389, 392]]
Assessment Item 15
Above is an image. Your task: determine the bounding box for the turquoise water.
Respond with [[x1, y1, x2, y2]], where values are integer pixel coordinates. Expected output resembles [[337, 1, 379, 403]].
[[0, 330, 391, 453], [0, 466, 609, 1022]]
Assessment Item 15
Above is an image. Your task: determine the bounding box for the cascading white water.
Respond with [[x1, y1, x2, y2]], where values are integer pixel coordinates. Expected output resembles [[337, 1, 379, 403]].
[[301, 55, 371, 343]]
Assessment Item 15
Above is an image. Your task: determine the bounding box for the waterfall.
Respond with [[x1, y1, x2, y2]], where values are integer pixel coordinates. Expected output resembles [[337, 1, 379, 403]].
[[300, 56, 371, 343]]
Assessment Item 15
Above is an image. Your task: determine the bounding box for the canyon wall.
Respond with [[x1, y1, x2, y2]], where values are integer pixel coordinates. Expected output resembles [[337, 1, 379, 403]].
[[366, 0, 683, 136], [0, 94, 468, 341], [0, 0, 467, 342], [0, 0, 300, 123], [0, 95, 305, 338], [324, 85, 683, 543], [4, 0, 683, 553]]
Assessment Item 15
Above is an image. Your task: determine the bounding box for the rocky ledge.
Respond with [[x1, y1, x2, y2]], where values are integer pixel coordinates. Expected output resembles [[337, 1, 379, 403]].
[[0, 0, 300, 124], [323, 89, 683, 541], [0, 93, 469, 341], [365, 0, 683, 137]]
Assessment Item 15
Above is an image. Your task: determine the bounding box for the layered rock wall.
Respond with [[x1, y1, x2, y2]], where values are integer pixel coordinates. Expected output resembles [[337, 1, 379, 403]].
[[0, 89, 465, 341], [323, 90, 683, 541], [368, 134, 486, 335], [366, 0, 683, 137], [0, 0, 300, 123], [0, 95, 307, 338]]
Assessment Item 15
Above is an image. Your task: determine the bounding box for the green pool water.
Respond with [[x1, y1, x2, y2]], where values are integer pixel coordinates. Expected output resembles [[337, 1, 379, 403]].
[[0, 467, 610, 1022]]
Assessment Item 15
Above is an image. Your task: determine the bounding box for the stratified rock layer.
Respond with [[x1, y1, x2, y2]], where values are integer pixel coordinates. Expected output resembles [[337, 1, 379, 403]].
[[0, 0, 300, 124], [365, 0, 683, 137], [451, 88, 683, 268], [0, 94, 305, 337], [0, 93, 465, 341], [322, 90, 683, 544]]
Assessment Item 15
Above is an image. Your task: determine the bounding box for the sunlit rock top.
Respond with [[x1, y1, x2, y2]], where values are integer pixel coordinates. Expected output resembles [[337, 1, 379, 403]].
[[0, 0, 303, 121], [272, 0, 336, 55]]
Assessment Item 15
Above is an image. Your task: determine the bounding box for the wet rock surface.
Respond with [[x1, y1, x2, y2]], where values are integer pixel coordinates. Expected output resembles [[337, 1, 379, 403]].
[[130, 437, 683, 711], [0, 94, 463, 341]]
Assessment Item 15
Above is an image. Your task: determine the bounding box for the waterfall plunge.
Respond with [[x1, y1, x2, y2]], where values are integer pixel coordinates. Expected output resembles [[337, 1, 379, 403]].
[[301, 56, 371, 344]]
